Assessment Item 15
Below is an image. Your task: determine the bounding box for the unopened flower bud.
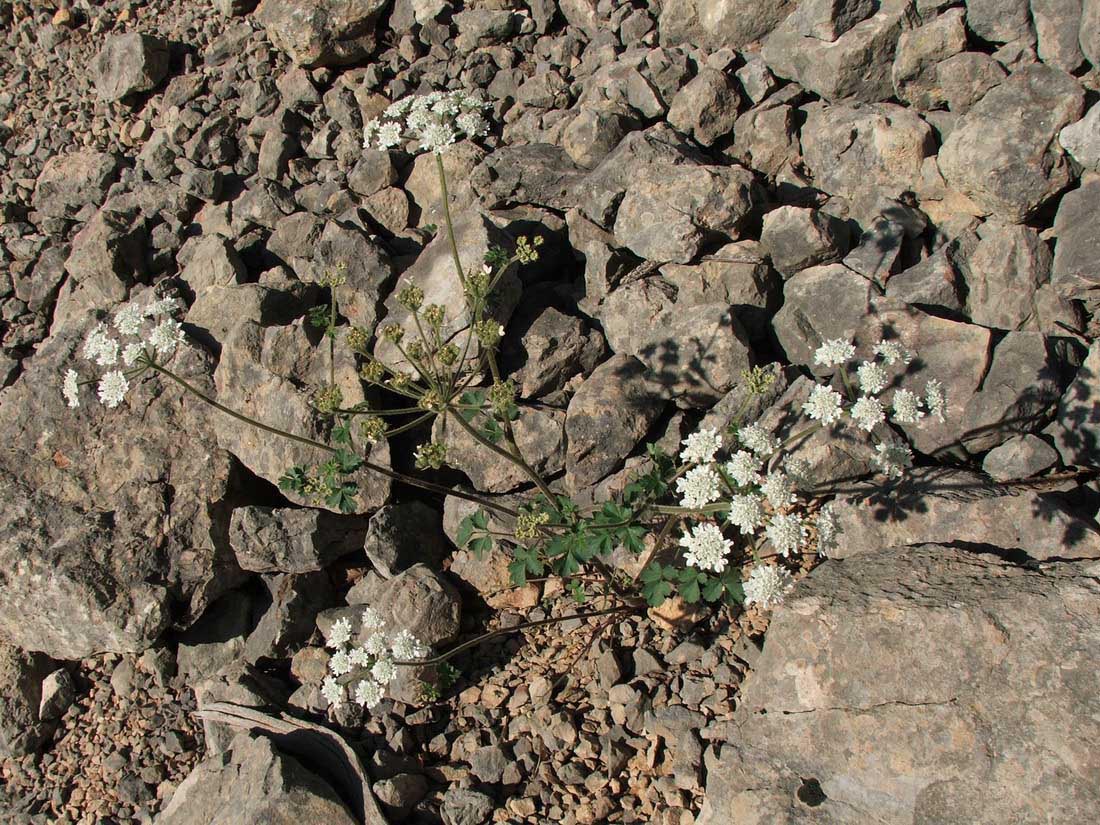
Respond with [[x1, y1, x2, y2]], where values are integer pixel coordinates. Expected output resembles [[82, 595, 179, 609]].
[[313, 384, 344, 414], [397, 283, 424, 312], [360, 416, 386, 444]]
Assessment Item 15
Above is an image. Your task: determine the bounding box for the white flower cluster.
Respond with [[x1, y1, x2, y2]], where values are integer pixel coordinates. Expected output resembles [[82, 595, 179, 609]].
[[363, 90, 490, 154], [64, 297, 184, 410], [319, 608, 428, 713], [743, 563, 793, 609]]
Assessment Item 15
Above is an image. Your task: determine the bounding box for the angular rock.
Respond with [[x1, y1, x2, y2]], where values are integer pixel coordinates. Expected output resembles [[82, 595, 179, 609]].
[[471, 144, 586, 211], [362, 502, 448, 578], [32, 151, 121, 219], [561, 105, 637, 169], [404, 141, 485, 228], [891, 8, 967, 109], [800, 102, 934, 201], [1032, 0, 1087, 70], [613, 163, 759, 263], [347, 150, 397, 197], [666, 68, 741, 147], [1050, 173, 1100, 308], [565, 354, 665, 489], [255, 0, 390, 67], [93, 33, 169, 101], [1082, 0, 1100, 68], [243, 571, 334, 663], [938, 64, 1085, 222], [701, 544, 1100, 823], [504, 305, 607, 399], [345, 564, 460, 647], [966, 222, 1056, 330], [935, 51, 1007, 114], [759, 206, 849, 277], [761, 0, 915, 103], [156, 732, 359, 825], [441, 786, 494, 825], [179, 235, 247, 296], [433, 404, 566, 493], [982, 434, 1059, 481], [0, 644, 56, 758], [731, 103, 800, 180], [966, 0, 1033, 43], [565, 208, 635, 306], [788, 0, 877, 40], [61, 206, 146, 317], [229, 506, 368, 573], [1059, 103, 1100, 172], [773, 263, 877, 370], [830, 468, 1100, 559], [658, 0, 798, 51], [1044, 339, 1100, 467]]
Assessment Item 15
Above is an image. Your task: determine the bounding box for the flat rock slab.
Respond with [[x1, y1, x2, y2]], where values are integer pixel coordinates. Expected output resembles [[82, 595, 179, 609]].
[[701, 544, 1100, 824]]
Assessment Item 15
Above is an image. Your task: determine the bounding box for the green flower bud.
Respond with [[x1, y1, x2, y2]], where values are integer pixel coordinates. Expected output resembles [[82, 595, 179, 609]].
[[346, 326, 371, 352], [397, 283, 425, 312], [359, 359, 385, 383], [437, 343, 459, 366], [360, 416, 387, 444], [422, 304, 445, 328], [414, 441, 447, 470], [474, 318, 505, 347], [488, 379, 516, 415], [312, 384, 344, 415], [382, 323, 405, 343]]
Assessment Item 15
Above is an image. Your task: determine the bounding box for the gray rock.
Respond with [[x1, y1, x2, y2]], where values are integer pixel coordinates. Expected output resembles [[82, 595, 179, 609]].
[[1083, 0, 1100, 68], [61, 206, 146, 317], [967, 0, 1034, 43], [38, 668, 75, 722], [215, 0, 259, 15], [433, 404, 566, 493], [176, 591, 254, 683], [179, 235, 246, 296], [701, 545, 1100, 824], [255, 0, 390, 67], [186, 280, 306, 351], [800, 102, 934, 201], [938, 64, 1085, 222], [658, 0, 798, 51], [244, 571, 334, 663], [469, 743, 511, 783], [213, 319, 391, 513], [345, 564, 460, 647], [885, 241, 966, 312], [0, 644, 56, 758], [1044, 339, 1100, 467], [1059, 103, 1100, 171], [229, 506, 368, 573], [892, 8, 967, 109], [773, 263, 877, 370], [404, 141, 485, 228], [761, 0, 915, 103], [93, 33, 169, 101], [1050, 173, 1100, 309], [373, 773, 429, 818], [454, 9, 519, 51], [735, 58, 779, 104], [156, 732, 359, 824], [935, 51, 1008, 114], [965, 222, 1059, 330], [830, 467, 1100, 560], [565, 208, 634, 306], [471, 144, 586, 211], [613, 162, 759, 263], [731, 103, 800, 180], [32, 151, 120, 219], [363, 502, 448, 578], [440, 786, 494, 825], [982, 434, 1059, 481], [1032, 0, 1087, 70], [258, 130, 299, 181], [506, 305, 606, 398], [789, 0, 878, 40], [561, 105, 637, 169], [666, 68, 741, 147], [347, 150, 397, 197], [760, 206, 849, 277], [565, 354, 665, 489]]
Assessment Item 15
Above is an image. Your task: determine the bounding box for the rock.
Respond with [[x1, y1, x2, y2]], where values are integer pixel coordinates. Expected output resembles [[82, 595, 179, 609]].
[[229, 506, 368, 573], [613, 162, 760, 263], [891, 8, 967, 109], [788, 0, 877, 40], [1082, 0, 1100, 68], [1050, 173, 1100, 308], [362, 502, 449, 578], [966, 0, 1034, 43], [404, 141, 485, 228], [440, 786, 494, 825], [434, 404, 566, 493], [560, 105, 637, 169], [469, 743, 511, 783], [0, 644, 56, 758], [347, 150, 397, 197], [1059, 103, 1100, 171], [61, 206, 146, 318], [761, 0, 915, 103], [565, 208, 635, 306], [658, 0, 798, 51], [935, 51, 1007, 114], [504, 305, 606, 399], [1044, 340, 1100, 467], [374, 773, 429, 818], [454, 9, 519, 51], [186, 280, 306, 351], [1033, 0, 1087, 70], [179, 235, 246, 296], [255, 0, 391, 67], [965, 222, 1057, 330], [731, 102, 800, 180], [177, 592, 254, 683], [244, 571, 335, 663], [215, 0, 260, 15], [156, 732, 359, 824], [759, 206, 849, 277], [982, 434, 1060, 481], [345, 564, 460, 647], [565, 354, 665, 489], [93, 33, 169, 101], [701, 544, 1100, 824], [800, 102, 935, 202], [773, 263, 877, 370], [666, 68, 741, 147], [938, 64, 1085, 222], [830, 467, 1100, 559], [884, 235, 967, 312], [32, 151, 121, 219], [213, 319, 391, 513], [38, 668, 75, 721], [471, 144, 586, 211]]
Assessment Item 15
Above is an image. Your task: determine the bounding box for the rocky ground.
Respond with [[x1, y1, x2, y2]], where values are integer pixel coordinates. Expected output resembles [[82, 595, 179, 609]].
[[1, 0, 1099, 824]]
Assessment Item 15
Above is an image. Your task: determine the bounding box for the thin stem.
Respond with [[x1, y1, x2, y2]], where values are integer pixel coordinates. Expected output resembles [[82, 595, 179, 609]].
[[780, 422, 825, 450], [147, 360, 519, 519], [383, 411, 435, 438], [450, 408, 558, 507], [652, 502, 730, 516], [436, 152, 466, 293], [392, 604, 636, 667], [631, 514, 679, 586]]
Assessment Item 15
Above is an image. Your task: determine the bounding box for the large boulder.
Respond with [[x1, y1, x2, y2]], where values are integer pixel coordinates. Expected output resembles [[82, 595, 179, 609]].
[[1049, 173, 1100, 309], [891, 8, 967, 109], [32, 151, 121, 219], [93, 33, 170, 101], [255, 0, 392, 67], [938, 64, 1085, 222], [229, 507, 369, 573], [658, 0, 798, 51], [700, 544, 1100, 824]]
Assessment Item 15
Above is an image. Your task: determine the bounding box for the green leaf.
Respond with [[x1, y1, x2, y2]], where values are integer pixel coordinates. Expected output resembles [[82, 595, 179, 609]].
[[472, 510, 489, 530], [620, 525, 646, 554], [471, 536, 493, 559], [306, 305, 330, 330], [570, 580, 587, 604], [459, 390, 485, 423], [332, 448, 363, 474], [480, 417, 504, 443], [325, 482, 358, 513], [509, 545, 543, 586], [278, 466, 309, 493], [331, 420, 352, 446], [456, 515, 475, 549], [643, 578, 672, 607], [640, 563, 664, 584]]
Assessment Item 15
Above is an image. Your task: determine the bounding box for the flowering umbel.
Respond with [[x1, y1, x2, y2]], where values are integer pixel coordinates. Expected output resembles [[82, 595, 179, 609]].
[[363, 90, 490, 154], [319, 612, 429, 713]]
